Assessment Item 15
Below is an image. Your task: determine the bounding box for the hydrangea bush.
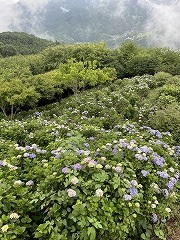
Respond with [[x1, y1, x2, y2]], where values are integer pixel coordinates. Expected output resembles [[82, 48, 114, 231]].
[[0, 74, 179, 239], [0, 115, 179, 240]]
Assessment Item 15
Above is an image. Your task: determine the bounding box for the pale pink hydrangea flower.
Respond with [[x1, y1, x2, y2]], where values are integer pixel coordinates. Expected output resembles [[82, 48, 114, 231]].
[[67, 189, 76, 197]]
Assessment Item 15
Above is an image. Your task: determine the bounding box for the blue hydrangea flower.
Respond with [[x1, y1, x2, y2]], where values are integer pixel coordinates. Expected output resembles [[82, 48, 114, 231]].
[[29, 153, 36, 159], [157, 171, 168, 179], [152, 153, 165, 167], [129, 187, 138, 196], [152, 213, 158, 223], [72, 163, 82, 170], [141, 170, 149, 177]]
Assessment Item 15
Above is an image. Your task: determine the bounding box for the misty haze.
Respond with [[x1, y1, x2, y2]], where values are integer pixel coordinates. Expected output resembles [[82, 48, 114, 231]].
[[0, 0, 180, 49]]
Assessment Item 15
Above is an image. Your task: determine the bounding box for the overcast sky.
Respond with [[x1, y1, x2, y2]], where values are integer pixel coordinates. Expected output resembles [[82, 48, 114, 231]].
[[0, 0, 180, 48]]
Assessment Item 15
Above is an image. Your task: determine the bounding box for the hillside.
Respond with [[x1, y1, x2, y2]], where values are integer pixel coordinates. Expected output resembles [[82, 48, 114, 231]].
[[0, 73, 180, 239], [0, 32, 54, 57], [0, 40, 180, 239]]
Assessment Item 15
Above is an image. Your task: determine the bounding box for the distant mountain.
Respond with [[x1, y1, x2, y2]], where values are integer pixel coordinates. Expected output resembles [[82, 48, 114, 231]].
[[0, 32, 54, 57], [6, 0, 180, 49]]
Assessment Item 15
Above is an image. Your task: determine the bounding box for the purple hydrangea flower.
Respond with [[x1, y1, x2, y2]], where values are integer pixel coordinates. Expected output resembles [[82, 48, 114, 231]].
[[135, 154, 146, 161], [129, 187, 138, 196], [157, 171, 168, 179], [62, 167, 69, 173], [170, 177, 178, 184], [152, 213, 158, 223], [25, 146, 31, 151], [84, 143, 89, 148], [72, 163, 82, 170], [0, 161, 5, 167], [112, 148, 118, 155], [89, 137, 95, 141], [152, 154, 165, 167], [55, 154, 60, 159], [29, 153, 36, 159], [162, 189, 169, 197], [141, 170, 149, 177], [156, 130, 162, 138], [139, 146, 150, 153], [78, 150, 84, 155], [166, 181, 174, 190]]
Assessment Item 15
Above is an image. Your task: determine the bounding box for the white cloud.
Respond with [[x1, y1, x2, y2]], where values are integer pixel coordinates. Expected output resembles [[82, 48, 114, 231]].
[[19, 0, 51, 13], [0, 0, 21, 32], [138, 0, 180, 48]]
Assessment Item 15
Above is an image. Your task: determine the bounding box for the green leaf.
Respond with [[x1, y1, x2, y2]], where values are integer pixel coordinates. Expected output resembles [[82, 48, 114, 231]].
[[87, 227, 96, 240]]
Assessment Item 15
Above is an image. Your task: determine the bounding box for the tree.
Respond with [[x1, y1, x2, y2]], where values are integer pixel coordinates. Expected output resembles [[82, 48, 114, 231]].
[[52, 59, 116, 98], [0, 79, 40, 117]]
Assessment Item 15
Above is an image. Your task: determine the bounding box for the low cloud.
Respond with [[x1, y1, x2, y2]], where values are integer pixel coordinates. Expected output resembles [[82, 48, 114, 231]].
[[0, 0, 180, 49], [0, 0, 21, 32], [138, 0, 180, 49]]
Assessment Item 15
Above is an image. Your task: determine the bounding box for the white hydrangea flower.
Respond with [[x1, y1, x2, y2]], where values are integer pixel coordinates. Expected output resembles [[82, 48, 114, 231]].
[[95, 189, 103, 197], [1, 224, 9, 232], [71, 177, 79, 185], [10, 212, 20, 219], [165, 208, 171, 213], [14, 180, 23, 185]]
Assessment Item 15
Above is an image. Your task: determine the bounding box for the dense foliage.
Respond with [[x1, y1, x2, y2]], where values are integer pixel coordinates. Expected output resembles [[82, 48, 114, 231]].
[[0, 32, 54, 57], [0, 37, 180, 239]]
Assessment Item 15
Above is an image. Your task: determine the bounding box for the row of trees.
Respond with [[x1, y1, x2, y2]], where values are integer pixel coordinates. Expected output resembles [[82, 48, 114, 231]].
[[0, 40, 180, 116], [0, 59, 116, 117]]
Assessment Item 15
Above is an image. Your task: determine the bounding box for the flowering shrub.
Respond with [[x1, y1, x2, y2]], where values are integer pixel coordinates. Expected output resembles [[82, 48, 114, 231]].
[[0, 111, 179, 240], [0, 74, 179, 239]]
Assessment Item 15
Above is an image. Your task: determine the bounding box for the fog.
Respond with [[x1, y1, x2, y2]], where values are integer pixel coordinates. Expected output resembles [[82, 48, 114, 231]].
[[0, 0, 180, 48]]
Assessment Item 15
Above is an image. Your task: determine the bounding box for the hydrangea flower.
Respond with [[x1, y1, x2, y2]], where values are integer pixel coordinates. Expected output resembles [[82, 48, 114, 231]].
[[0, 161, 5, 167], [10, 212, 19, 219], [123, 194, 132, 201], [1, 224, 9, 232], [131, 180, 138, 186], [62, 167, 70, 173], [26, 180, 34, 186], [23, 153, 30, 157], [152, 213, 158, 223], [139, 146, 150, 153], [71, 177, 79, 185], [162, 189, 169, 197], [141, 170, 149, 177], [29, 153, 36, 159], [114, 166, 122, 172], [157, 171, 168, 179], [152, 153, 165, 167], [25, 146, 31, 151], [95, 189, 103, 197], [14, 180, 23, 185], [67, 189, 76, 197], [129, 187, 138, 196], [72, 163, 82, 170], [31, 144, 38, 150]]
